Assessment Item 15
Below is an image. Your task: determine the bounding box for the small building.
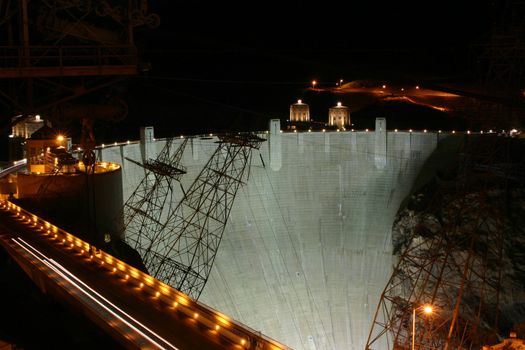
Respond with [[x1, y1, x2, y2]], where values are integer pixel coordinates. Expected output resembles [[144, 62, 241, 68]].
[[328, 102, 350, 129], [25, 125, 69, 173], [290, 99, 310, 122]]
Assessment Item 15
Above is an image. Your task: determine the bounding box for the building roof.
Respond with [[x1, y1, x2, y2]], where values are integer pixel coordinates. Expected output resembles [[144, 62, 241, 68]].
[[28, 125, 58, 140]]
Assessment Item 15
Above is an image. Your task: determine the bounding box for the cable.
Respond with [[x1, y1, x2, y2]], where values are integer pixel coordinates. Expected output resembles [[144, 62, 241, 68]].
[[139, 82, 269, 117], [134, 75, 310, 86]]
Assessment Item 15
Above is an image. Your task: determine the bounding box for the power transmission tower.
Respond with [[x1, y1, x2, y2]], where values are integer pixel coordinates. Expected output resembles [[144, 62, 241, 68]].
[[139, 133, 264, 300], [480, 0, 525, 94], [465, 0, 525, 129], [365, 135, 522, 349], [123, 137, 188, 256]]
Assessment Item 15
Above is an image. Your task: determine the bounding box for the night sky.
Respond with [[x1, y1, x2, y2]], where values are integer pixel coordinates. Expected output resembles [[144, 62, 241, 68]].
[[98, 0, 498, 141], [0, 1, 504, 158]]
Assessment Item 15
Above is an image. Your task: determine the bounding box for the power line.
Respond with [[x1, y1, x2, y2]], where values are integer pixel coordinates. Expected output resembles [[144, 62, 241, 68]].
[[140, 82, 270, 117], [134, 75, 309, 86]]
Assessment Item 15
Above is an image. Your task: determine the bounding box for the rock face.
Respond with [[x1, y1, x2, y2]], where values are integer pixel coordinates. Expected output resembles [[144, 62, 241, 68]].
[[383, 135, 525, 348]]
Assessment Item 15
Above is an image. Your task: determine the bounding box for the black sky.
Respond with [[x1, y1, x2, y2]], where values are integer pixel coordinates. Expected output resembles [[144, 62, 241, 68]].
[[141, 1, 495, 65], [77, 1, 504, 142], [140, 1, 502, 89]]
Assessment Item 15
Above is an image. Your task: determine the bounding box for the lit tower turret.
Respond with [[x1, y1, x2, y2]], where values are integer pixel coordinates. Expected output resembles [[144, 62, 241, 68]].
[[329, 102, 350, 128], [289, 99, 310, 122]]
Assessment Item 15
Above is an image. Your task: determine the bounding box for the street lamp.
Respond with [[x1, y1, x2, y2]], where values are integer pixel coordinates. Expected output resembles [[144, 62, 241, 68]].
[[412, 304, 433, 350], [312, 80, 317, 90]]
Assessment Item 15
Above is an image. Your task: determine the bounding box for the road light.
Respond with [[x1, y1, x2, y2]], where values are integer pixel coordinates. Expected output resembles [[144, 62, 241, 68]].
[[412, 304, 433, 350], [312, 80, 317, 90]]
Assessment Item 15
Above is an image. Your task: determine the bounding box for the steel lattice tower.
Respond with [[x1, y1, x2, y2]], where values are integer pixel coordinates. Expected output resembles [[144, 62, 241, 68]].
[[464, 0, 525, 129], [123, 137, 188, 256], [365, 135, 520, 350], [480, 0, 525, 94], [141, 133, 264, 300]]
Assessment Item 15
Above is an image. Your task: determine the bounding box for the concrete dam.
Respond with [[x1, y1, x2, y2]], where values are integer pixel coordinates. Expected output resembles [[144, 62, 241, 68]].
[[97, 120, 444, 350]]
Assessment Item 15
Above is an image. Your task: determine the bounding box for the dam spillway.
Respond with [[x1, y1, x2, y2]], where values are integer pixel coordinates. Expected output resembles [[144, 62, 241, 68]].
[[97, 124, 444, 350]]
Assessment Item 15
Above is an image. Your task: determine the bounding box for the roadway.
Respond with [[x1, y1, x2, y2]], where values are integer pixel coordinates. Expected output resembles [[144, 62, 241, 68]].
[[0, 159, 27, 178], [325, 79, 525, 118], [0, 201, 289, 350]]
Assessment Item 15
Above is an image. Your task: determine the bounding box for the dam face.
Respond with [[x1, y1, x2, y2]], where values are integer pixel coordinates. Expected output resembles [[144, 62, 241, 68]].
[[99, 127, 443, 350]]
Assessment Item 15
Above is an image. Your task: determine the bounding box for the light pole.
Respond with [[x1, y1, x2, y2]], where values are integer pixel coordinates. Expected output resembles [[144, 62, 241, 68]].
[[412, 304, 433, 350]]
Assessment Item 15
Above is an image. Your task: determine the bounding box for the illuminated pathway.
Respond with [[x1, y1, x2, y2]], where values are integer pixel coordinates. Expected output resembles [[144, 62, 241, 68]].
[[0, 201, 290, 350]]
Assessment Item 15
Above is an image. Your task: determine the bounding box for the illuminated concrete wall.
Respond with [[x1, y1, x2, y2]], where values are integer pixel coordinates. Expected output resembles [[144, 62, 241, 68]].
[[99, 128, 446, 350]]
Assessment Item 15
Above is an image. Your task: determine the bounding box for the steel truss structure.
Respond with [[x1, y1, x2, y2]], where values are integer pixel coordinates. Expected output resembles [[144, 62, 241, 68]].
[[134, 133, 264, 300], [463, 0, 525, 129], [477, 0, 525, 94], [366, 135, 523, 350], [1, 0, 158, 154], [123, 137, 188, 254]]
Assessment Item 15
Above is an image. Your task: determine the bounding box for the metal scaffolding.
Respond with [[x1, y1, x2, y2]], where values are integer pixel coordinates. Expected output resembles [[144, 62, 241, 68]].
[[366, 135, 522, 349], [135, 133, 264, 300]]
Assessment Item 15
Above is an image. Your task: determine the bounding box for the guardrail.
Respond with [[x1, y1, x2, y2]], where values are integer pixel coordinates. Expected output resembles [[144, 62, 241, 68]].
[[0, 200, 291, 350]]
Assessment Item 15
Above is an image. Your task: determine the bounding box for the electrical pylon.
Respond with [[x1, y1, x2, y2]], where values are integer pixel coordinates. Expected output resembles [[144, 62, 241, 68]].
[[123, 137, 188, 257], [140, 133, 264, 300], [365, 134, 522, 350]]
